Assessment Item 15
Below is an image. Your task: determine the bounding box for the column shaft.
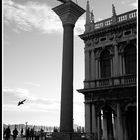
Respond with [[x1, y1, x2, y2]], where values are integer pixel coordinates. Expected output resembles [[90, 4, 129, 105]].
[[97, 114, 101, 140], [119, 54, 123, 75], [60, 24, 74, 132], [107, 110, 114, 140], [103, 110, 108, 140], [91, 50, 96, 80], [85, 50, 90, 80], [113, 44, 119, 76], [95, 60, 98, 79], [91, 104, 97, 133], [85, 103, 91, 133], [116, 103, 123, 140], [122, 56, 125, 75]]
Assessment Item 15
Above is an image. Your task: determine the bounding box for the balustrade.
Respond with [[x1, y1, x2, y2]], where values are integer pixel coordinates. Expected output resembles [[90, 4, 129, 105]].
[[84, 74, 136, 89], [88, 10, 136, 31]]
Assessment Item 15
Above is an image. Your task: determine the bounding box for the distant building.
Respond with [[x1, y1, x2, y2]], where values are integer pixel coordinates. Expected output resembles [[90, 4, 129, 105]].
[[78, 1, 137, 140]]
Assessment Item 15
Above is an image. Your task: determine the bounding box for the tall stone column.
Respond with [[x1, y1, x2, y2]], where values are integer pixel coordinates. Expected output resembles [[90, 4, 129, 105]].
[[113, 43, 119, 76], [85, 103, 91, 133], [119, 54, 123, 75], [85, 50, 90, 81], [116, 103, 123, 140], [95, 59, 98, 79], [97, 112, 101, 140], [103, 110, 108, 140], [91, 49, 96, 80], [52, 1, 85, 132], [91, 104, 97, 133]]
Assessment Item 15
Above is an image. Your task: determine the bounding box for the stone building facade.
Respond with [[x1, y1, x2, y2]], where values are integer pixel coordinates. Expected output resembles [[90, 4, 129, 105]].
[[78, 1, 137, 140]]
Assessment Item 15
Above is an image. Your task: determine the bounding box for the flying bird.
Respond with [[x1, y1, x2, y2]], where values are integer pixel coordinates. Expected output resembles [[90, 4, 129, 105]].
[[18, 99, 26, 106]]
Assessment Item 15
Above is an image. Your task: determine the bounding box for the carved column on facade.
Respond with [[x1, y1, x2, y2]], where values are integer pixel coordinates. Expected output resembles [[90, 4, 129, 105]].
[[113, 42, 119, 76], [111, 58, 113, 77], [85, 103, 91, 133], [97, 111, 102, 140], [95, 59, 98, 79], [113, 115, 117, 140], [122, 55, 126, 75], [107, 110, 114, 140], [103, 110, 108, 140], [85, 50, 90, 88], [98, 59, 101, 78], [119, 53, 123, 76], [113, 42, 120, 85], [91, 104, 97, 133], [122, 112, 128, 140], [116, 103, 123, 140], [91, 49, 96, 87]]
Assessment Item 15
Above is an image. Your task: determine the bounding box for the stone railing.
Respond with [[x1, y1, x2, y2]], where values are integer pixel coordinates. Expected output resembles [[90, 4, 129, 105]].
[[84, 74, 136, 89], [88, 10, 137, 31]]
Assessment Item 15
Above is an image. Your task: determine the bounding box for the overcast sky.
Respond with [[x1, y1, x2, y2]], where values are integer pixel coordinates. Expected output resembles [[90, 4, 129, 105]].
[[3, 0, 137, 127]]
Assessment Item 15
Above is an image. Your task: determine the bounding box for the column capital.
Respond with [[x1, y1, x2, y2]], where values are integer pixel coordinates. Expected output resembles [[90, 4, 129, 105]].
[[52, 1, 85, 25]]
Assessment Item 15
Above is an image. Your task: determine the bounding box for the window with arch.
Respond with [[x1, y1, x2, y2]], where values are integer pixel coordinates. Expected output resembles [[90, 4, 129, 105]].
[[100, 49, 111, 78], [124, 44, 136, 74]]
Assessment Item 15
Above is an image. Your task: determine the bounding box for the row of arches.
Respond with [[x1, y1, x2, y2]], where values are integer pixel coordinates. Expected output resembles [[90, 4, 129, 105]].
[[97, 104, 136, 140], [85, 102, 136, 140]]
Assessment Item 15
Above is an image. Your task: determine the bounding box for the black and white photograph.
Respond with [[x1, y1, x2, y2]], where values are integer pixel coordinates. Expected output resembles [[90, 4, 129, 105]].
[[2, 0, 138, 140]]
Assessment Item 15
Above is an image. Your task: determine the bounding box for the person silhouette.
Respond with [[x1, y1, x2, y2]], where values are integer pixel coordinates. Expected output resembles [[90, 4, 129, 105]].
[[13, 126, 18, 140], [30, 128, 34, 140], [5, 126, 11, 140], [26, 128, 30, 140], [20, 127, 23, 137]]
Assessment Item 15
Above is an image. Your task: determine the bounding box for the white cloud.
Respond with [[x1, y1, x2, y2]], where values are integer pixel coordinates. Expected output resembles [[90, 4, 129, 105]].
[[121, 0, 137, 8], [25, 82, 41, 87], [129, 2, 137, 8], [3, 0, 85, 35]]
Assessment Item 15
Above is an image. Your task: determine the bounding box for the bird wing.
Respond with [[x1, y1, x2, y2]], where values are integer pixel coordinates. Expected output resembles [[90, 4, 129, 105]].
[[22, 99, 26, 102]]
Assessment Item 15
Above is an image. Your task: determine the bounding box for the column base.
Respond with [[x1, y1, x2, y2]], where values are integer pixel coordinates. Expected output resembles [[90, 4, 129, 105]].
[[52, 132, 85, 140]]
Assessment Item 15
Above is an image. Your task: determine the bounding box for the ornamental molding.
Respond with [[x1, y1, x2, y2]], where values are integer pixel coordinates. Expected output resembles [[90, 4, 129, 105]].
[[108, 33, 115, 40], [85, 40, 94, 47], [52, 1, 85, 25]]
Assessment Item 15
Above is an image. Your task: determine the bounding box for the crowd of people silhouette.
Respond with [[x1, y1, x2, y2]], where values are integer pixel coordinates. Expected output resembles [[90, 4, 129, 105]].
[[3, 125, 46, 140]]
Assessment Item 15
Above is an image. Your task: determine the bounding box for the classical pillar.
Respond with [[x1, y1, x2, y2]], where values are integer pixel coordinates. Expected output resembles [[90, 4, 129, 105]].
[[52, 1, 85, 132], [98, 60, 101, 78], [119, 54, 123, 75], [122, 113, 128, 140], [91, 49, 96, 80], [113, 115, 117, 140], [85, 103, 91, 133], [122, 55, 126, 75], [85, 50, 90, 81], [103, 110, 108, 140], [97, 112, 102, 140], [91, 104, 97, 133], [95, 59, 98, 79], [113, 43, 119, 76], [116, 103, 123, 140], [107, 110, 114, 140], [111, 58, 113, 77]]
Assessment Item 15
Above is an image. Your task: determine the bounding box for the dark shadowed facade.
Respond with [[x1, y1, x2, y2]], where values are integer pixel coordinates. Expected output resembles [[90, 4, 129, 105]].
[[78, 1, 137, 140]]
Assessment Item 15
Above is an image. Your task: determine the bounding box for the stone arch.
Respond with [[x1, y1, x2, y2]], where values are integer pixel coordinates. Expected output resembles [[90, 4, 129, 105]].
[[100, 104, 115, 140], [124, 102, 136, 140], [124, 102, 136, 111]]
